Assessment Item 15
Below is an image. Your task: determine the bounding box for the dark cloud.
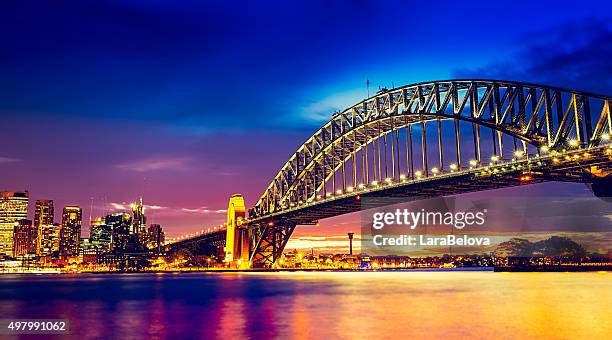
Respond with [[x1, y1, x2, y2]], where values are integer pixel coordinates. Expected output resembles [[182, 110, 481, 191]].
[[454, 20, 612, 95]]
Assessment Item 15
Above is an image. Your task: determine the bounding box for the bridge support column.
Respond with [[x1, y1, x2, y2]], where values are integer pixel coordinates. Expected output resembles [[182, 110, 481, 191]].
[[250, 222, 296, 268], [225, 194, 250, 269]]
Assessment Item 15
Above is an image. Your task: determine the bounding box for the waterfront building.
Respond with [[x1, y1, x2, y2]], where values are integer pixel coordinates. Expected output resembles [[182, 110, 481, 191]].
[[59, 206, 82, 256], [0, 191, 29, 257], [13, 219, 36, 256], [79, 238, 105, 263]]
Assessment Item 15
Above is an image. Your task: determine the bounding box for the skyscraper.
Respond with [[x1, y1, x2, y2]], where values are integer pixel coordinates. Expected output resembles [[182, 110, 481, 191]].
[[105, 213, 132, 253], [34, 199, 54, 228], [38, 224, 59, 256], [35, 199, 56, 256], [0, 191, 29, 257], [131, 197, 147, 244], [59, 206, 82, 256], [90, 217, 112, 251], [147, 224, 165, 251], [13, 219, 36, 257]]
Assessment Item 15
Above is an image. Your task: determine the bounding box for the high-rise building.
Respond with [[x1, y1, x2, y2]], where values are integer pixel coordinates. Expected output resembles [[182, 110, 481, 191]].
[[34, 199, 54, 228], [147, 224, 165, 251], [38, 223, 59, 256], [131, 197, 147, 244], [105, 213, 132, 253], [59, 206, 82, 256], [13, 219, 36, 257], [90, 217, 112, 251], [0, 191, 29, 257]]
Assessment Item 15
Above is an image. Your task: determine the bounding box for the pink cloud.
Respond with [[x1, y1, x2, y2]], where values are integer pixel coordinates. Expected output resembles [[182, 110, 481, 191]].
[[115, 157, 193, 172], [0, 156, 22, 163], [181, 207, 226, 214]]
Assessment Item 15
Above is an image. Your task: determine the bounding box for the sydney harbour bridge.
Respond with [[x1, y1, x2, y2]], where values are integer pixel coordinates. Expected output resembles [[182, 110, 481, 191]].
[[165, 79, 612, 268]]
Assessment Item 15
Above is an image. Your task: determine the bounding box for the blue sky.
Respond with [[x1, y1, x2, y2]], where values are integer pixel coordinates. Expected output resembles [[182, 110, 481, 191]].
[[1, 0, 611, 237]]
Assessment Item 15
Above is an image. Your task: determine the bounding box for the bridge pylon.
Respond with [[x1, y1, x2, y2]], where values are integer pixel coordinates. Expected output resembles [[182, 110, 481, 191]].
[[225, 194, 250, 269]]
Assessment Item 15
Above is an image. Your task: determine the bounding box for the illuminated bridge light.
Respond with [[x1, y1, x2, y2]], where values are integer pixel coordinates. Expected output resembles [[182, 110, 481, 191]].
[[384, 177, 392, 183], [415, 171, 422, 178], [602, 133, 610, 141], [336, 189, 343, 195], [347, 186, 354, 192], [449, 163, 458, 171], [371, 181, 378, 186], [540, 145, 550, 153], [399, 174, 406, 180], [569, 139, 579, 147], [358, 183, 365, 189], [431, 167, 439, 174], [514, 150, 524, 158], [491, 155, 499, 162]]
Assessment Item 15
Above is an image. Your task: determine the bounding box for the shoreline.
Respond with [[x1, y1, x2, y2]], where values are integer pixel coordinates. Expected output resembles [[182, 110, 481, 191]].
[[2, 266, 611, 275]]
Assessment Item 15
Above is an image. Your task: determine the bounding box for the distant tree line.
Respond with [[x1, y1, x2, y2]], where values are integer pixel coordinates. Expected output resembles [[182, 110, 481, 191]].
[[493, 236, 588, 257]]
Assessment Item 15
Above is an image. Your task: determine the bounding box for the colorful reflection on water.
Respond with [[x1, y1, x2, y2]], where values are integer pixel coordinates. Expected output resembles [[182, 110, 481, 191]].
[[0, 271, 610, 339]]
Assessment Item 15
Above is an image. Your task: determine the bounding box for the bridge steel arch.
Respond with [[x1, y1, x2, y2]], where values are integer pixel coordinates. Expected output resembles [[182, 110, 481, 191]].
[[247, 80, 612, 267]]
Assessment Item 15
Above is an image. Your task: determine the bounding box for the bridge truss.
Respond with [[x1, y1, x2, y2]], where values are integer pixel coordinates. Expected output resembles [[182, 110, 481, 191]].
[[247, 80, 612, 267]]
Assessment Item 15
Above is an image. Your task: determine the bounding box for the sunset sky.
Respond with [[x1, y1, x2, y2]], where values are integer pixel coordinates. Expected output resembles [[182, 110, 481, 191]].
[[2, 1, 612, 250]]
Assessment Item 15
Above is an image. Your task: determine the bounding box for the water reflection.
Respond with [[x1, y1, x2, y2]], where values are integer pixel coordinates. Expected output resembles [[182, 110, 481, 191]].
[[0, 272, 610, 338]]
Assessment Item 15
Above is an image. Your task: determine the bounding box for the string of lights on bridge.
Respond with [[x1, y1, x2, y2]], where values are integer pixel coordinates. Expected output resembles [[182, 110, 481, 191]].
[[165, 133, 611, 246]]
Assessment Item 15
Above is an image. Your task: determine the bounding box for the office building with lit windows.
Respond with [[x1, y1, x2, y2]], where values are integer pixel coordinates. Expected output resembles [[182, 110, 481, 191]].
[[90, 217, 112, 251], [13, 219, 36, 257], [147, 224, 165, 251], [105, 213, 132, 253], [131, 197, 147, 244], [34, 199, 54, 228], [0, 191, 29, 257], [59, 205, 82, 256], [38, 223, 60, 256]]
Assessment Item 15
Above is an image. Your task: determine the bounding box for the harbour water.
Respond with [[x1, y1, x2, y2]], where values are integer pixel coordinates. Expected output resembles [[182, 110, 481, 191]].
[[0, 271, 610, 339]]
